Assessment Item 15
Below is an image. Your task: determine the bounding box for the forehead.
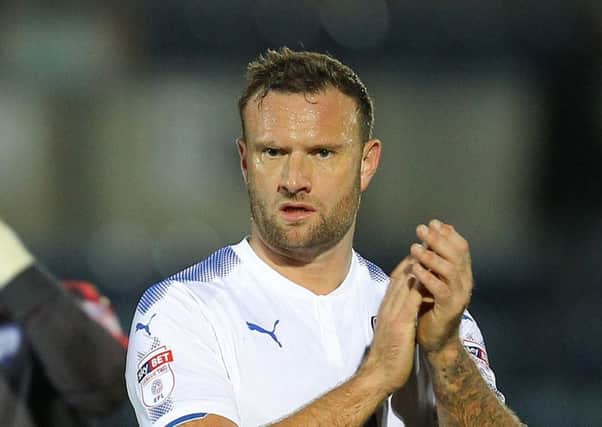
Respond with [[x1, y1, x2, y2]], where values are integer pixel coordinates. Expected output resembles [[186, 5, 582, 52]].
[[243, 88, 360, 143]]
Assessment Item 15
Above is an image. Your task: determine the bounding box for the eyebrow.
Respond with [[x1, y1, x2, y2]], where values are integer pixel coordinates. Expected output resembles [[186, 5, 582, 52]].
[[252, 140, 349, 150]]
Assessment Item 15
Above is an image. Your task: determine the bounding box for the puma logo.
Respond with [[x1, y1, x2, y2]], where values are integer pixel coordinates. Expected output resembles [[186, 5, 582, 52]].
[[246, 320, 282, 348], [136, 313, 157, 336]]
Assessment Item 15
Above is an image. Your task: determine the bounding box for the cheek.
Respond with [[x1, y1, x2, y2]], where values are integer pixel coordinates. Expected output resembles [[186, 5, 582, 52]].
[[249, 153, 282, 175], [246, 154, 267, 180], [247, 164, 277, 193], [323, 159, 360, 186]]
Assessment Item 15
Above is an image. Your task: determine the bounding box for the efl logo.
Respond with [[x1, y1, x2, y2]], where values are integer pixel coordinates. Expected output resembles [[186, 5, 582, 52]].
[[137, 349, 173, 383]]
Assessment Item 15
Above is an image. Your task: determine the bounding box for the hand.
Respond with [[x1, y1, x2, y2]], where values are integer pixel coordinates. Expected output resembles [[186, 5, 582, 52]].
[[0, 218, 34, 289], [410, 219, 473, 354], [360, 257, 423, 394]]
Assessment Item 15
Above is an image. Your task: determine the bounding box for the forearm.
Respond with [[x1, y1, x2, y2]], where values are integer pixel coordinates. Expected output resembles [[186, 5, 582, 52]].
[[427, 340, 524, 427], [269, 363, 387, 427]]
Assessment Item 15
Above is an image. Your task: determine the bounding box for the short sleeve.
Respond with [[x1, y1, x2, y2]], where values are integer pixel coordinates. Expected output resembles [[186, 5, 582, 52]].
[[125, 281, 240, 426], [459, 310, 505, 402]]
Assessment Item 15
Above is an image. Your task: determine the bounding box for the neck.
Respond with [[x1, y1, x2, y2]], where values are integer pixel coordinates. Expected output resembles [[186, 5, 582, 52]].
[[248, 226, 355, 296]]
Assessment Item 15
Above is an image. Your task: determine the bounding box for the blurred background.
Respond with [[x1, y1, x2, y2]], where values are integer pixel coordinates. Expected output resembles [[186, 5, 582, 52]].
[[0, 1, 600, 426]]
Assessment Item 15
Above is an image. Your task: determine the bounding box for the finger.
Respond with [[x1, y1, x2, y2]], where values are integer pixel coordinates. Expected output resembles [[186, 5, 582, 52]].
[[411, 262, 452, 303], [406, 242, 435, 303], [416, 223, 457, 262], [429, 219, 443, 229], [424, 220, 470, 263], [389, 256, 414, 282], [435, 221, 470, 256], [380, 257, 413, 313], [399, 284, 424, 324], [422, 221, 473, 296], [387, 256, 416, 304], [410, 243, 454, 280], [416, 282, 434, 304]]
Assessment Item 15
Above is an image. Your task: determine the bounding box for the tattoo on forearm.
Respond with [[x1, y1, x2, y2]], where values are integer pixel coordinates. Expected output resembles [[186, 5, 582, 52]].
[[430, 348, 524, 426]]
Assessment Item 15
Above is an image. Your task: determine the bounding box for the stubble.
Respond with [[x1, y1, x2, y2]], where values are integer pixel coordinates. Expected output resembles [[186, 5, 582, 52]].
[[247, 171, 361, 256]]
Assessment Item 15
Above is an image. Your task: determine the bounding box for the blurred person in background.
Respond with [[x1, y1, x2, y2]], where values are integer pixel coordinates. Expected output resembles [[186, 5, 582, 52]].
[[126, 48, 524, 426], [0, 218, 128, 426]]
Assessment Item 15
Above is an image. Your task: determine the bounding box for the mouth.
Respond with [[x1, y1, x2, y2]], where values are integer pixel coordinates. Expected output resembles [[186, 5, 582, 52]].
[[278, 203, 316, 222]]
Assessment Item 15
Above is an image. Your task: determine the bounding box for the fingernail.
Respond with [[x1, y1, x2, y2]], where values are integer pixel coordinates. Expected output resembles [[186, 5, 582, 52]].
[[417, 224, 428, 235], [411, 243, 423, 252], [431, 219, 442, 228]]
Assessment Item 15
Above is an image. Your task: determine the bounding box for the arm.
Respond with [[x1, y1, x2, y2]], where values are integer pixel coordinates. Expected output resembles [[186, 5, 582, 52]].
[[0, 219, 127, 415], [427, 339, 523, 426], [179, 258, 424, 427], [180, 368, 386, 427], [409, 220, 525, 426], [267, 361, 390, 426]]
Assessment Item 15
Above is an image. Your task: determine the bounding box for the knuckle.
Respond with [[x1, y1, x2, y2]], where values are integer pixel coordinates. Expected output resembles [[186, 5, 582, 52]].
[[439, 285, 453, 299], [423, 271, 438, 286], [427, 231, 440, 245], [414, 266, 428, 282], [439, 225, 452, 237], [441, 263, 454, 277], [411, 263, 422, 277], [422, 250, 434, 262]]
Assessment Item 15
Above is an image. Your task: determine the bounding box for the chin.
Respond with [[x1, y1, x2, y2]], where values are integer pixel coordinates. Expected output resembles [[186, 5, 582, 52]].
[[269, 233, 316, 253], [279, 235, 314, 251]]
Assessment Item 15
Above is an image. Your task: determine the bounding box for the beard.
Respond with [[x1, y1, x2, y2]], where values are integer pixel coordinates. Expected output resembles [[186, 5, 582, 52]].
[[247, 172, 361, 256]]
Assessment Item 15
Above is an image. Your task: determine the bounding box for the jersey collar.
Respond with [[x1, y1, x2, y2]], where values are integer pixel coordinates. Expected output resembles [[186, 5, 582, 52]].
[[232, 238, 360, 301]]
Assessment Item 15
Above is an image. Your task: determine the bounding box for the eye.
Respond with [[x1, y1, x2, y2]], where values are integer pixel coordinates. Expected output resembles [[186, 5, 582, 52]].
[[315, 148, 333, 159], [263, 147, 281, 157]]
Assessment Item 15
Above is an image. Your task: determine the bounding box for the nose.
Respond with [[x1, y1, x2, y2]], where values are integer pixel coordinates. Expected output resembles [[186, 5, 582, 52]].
[[278, 152, 311, 196]]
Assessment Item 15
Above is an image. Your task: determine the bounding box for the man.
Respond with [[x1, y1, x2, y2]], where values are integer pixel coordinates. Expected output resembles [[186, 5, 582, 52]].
[[0, 218, 128, 426], [126, 48, 524, 426]]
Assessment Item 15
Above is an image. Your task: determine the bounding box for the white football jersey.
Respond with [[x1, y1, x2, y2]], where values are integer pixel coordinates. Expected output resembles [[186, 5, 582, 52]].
[[126, 238, 502, 427]]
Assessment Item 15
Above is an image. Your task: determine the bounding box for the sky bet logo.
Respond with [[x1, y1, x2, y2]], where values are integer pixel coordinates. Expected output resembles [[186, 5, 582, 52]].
[[137, 346, 176, 407], [137, 349, 173, 383]]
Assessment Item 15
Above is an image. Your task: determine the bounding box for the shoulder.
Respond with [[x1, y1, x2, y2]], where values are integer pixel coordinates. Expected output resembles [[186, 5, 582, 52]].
[[353, 251, 389, 285], [127, 246, 246, 380], [169, 245, 242, 285], [135, 245, 244, 318]]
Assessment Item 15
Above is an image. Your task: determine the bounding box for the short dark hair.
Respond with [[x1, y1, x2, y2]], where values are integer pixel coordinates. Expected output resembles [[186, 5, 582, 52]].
[[238, 47, 374, 142]]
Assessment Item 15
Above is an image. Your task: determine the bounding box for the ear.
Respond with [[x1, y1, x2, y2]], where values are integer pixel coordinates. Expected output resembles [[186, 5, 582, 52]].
[[360, 139, 381, 192], [236, 137, 248, 184]]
